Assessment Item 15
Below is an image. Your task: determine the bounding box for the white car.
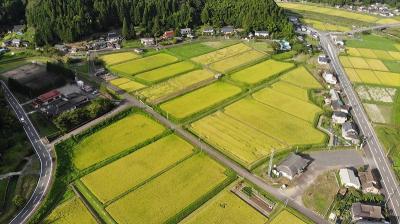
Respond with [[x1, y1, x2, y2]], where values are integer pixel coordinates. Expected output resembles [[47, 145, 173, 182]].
[[20, 117, 25, 123]]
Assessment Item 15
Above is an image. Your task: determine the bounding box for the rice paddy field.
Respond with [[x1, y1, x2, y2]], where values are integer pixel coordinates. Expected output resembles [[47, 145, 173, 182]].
[[72, 113, 166, 170], [271, 81, 310, 101], [134, 61, 196, 83], [160, 82, 242, 120], [137, 69, 215, 104], [303, 19, 350, 32], [280, 66, 322, 89], [208, 50, 265, 73], [81, 134, 194, 203], [340, 56, 389, 71], [100, 52, 140, 66], [110, 53, 178, 76], [106, 153, 228, 224], [181, 188, 269, 224], [44, 197, 97, 224], [191, 43, 251, 65], [269, 210, 307, 224], [117, 80, 146, 92], [230, 60, 295, 84]]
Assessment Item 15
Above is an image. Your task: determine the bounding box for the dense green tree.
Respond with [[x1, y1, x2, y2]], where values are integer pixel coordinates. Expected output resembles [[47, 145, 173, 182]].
[[122, 17, 130, 39]]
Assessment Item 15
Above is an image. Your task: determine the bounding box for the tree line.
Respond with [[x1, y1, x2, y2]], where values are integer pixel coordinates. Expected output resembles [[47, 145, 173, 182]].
[[24, 0, 294, 45]]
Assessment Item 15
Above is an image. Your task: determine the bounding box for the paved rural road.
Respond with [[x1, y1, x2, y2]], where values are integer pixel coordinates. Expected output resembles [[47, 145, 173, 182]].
[[1, 81, 53, 224], [317, 25, 400, 223]]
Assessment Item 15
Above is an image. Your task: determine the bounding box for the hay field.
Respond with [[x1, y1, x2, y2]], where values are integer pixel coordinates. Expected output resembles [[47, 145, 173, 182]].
[[100, 52, 140, 66], [231, 60, 294, 84], [269, 210, 307, 224], [44, 197, 97, 224], [72, 113, 166, 170], [181, 189, 268, 224], [81, 134, 194, 203], [160, 82, 242, 120], [106, 154, 227, 224], [209, 50, 265, 73], [191, 111, 286, 167], [191, 43, 251, 65], [135, 61, 196, 83], [138, 69, 215, 104], [110, 53, 178, 75], [280, 66, 322, 89]]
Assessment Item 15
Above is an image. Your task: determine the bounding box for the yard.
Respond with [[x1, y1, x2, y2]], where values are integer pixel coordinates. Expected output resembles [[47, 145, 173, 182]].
[[100, 52, 140, 66], [43, 197, 97, 224], [191, 43, 251, 65], [159, 82, 242, 120], [106, 153, 228, 224], [134, 61, 196, 84], [81, 134, 194, 203], [230, 59, 294, 84], [208, 50, 265, 73], [72, 113, 166, 170]]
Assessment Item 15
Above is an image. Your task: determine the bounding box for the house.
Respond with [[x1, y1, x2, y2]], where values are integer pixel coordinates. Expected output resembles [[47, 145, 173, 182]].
[[12, 25, 25, 35], [342, 121, 359, 143], [322, 72, 338, 85], [351, 203, 383, 222], [279, 40, 291, 51], [107, 32, 120, 43], [32, 90, 62, 108], [180, 28, 192, 36], [359, 169, 380, 194], [203, 27, 214, 35], [255, 31, 269, 38], [332, 35, 345, 47], [276, 153, 310, 180], [329, 89, 340, 101], [289, 16, 299, 25], [221, 26, 234, 35], [163, 31, 175, 39], [332, 111, 348, 124], [339, 168, 361, 189], [2, 40, 12, 48], [140, 38, 155, 46], [318, 55, 329, 64], [11, 39, 21, 48], [54, 44, 69, 53], [331, 100, 350, 114]]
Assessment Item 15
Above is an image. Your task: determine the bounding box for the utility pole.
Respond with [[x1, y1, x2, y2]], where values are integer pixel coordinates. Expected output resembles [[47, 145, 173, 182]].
[[268, 148, 275, 177]]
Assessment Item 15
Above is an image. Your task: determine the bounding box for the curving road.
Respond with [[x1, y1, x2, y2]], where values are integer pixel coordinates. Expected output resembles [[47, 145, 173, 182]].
[[1, 81, 53, 224], [318, 29, 400, 223]]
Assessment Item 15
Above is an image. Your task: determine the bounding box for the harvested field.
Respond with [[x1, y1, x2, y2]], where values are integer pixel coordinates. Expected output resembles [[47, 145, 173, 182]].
[[110, 53, 178, 76], [191, 43, 251, 65], [271, 81, 310, 101], [81, 134, 194, 203], [364, 103, 392, 124], [269, 210, 307, 224], [100, 52, 139, 66], [230, 60, 294, 84], [191, 111, 286, 166], [72, 113, 166, 170], [135, 61, 196, 83], [367, 86, 395, 103], [209, 50, 265, 73], [118, 81, 146, 92], [160, 82, 242, 120], [106, 153, 228, 224], [182, 189, 268, 224], [44, 197, 96, 224], [138, 69, 215, 104], [355, 85, 372, 101], [280, 66, 322, 89]]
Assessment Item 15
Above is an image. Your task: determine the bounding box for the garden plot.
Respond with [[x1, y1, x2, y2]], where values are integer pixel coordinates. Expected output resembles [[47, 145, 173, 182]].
[[100, 52, 140, 66], [269, 210, 307, 224], [72, 113, 166, 170], [367, 86, 396, 103], [280, 66, 322, 89], [44, 197, 97, 224], [364, 103, 392, 124], [271, 81, 310, 101], [110, 53, 178, 76], [138, 69, 215, 104], [209, 50, 265, 73], [181, 188, 268, 224], [191, 43, 251, 65], [160, 82, 242, 120], [134, 61, 196, 83], [106, 153, 228, 224], [81, 134, 194, 203], [230, 60, 294, 84], [191, 111, 286, 167], [355, 85, 372, 101]]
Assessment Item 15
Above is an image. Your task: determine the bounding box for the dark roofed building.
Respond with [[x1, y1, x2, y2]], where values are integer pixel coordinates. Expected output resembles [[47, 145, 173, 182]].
[[163, 31, 175, 39], [351, 203, 383, 222], [276, 153, 310, 180], [221, 26, 234, 35], [33, 90, 62, 108], [359, 169, 380, 194]]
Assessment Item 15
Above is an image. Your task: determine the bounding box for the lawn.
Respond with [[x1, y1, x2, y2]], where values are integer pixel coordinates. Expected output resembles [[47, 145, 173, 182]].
[[160, 82, 242, 120], [302, 171, 339, 216], [181, 188, 268, 224], [44, 197, 97, 224], [224, 98, 326, 146], [138, 69, 215, 104], [110, 53, 178, 76], [303, 18, 350, 32], [191, 43, 251, 65], [100, 52, 140, 66], [72, 113, 166, 170], [209, 50, 265, 73], [280, 66, 322, 89], [134, 61, 196, 83], [118, 81, 146, 92], [81, 134, 194, 203], [269, 210, 307, 224], [167, 43, 216, 58], [231, 59, 295, 84], [191, 111, 286, 167], [106, 153, 228, 224], [271, 81, 310, 101], [253, 87, 322, 123], [346, 34, 400, 51]]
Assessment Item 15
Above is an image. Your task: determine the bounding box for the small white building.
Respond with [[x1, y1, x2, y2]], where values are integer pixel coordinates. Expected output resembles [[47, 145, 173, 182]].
[[140, 38, 155, 46], [180, 28, 192, 36], [332, 111, 348, 124], [203, 27, 214, 35], [339, 168, 361, 189], [322, 72, 338, 85], [255, 31, 269, 38]]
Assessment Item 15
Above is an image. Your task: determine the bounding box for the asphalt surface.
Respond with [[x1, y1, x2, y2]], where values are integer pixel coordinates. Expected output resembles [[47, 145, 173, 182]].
[[1, 81, 53, 224], [318, 29, 400, 222]]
